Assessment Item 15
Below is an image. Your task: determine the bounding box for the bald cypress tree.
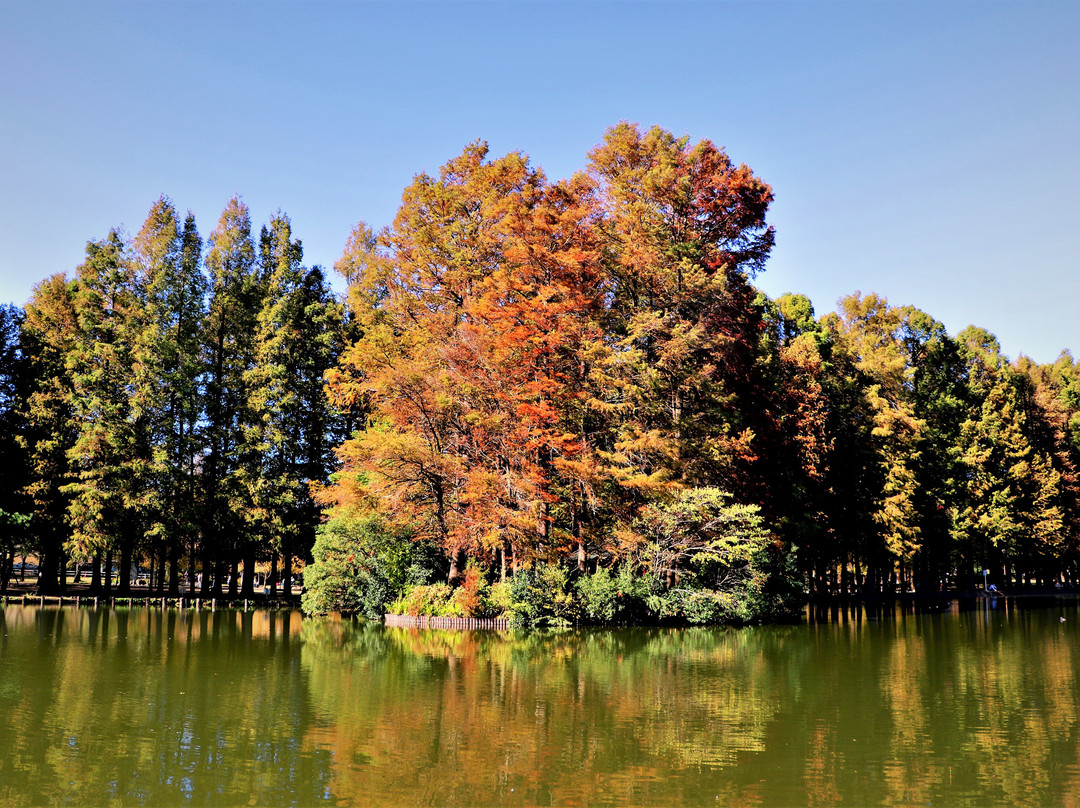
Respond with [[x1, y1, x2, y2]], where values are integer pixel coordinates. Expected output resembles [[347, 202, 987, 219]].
[[133, 198, 207, 593], [20, 276, 79, 593], [63, 231, 146, 594], [244, 213, 343, 596], [200, 197, 262, 596]]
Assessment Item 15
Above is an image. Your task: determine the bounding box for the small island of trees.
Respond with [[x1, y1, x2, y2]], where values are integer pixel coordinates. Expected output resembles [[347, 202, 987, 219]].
[[2, 123, 1079, 626]]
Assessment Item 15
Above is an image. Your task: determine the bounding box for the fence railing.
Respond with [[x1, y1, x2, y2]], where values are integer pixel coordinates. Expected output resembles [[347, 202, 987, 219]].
[[384, 613, 510, 630]]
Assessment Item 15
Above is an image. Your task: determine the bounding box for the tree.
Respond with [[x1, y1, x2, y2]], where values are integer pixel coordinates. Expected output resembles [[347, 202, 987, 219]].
[[133, 198, 207, 593], [586, 122, 776, 508], [829, 293, 924, 590], [326, 145, 543, 582], [952, 329, 1067, 587], [245, 213, 344, 596], [63, 231, 149, 595], [200, 197, 262, 595], [0, 304, 30, 547], [632, 487, 796, 623], [20, 275, 80, 592]]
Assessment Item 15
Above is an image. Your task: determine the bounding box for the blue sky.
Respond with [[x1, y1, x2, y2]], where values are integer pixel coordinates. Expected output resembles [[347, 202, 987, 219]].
[[2, 1, 1077, 363]]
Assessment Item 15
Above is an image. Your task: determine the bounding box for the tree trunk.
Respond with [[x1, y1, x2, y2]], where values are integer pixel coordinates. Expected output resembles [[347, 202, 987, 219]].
[[269, 555, 278, 597], [168, 545, 180, 595], [200, 542, 213, 595], [57, 548, 68, 593], [103, 548, 114, 595], [158, 543, 168, 592], [212, 559, 225, 597], [0, 550, 11, 594], [241, 546, 256, 597], [116, 541, 133, 596], [38, 543, 58, 594], [447, 546, 465, 586], [188, 540, 197, 593], [283, 544, 293, 597]]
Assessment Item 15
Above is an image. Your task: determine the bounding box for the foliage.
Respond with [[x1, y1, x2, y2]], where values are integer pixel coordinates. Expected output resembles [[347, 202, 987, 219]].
[[630, 487, 802, 623], [389, 584, 453, 618], [508, 565, 581, 628], [11, 123, 1080, 610], [301, 513, 425, 619], [388, 563, 509, 618], [575, 565, 657, 624], [576, 566, 620, 623]]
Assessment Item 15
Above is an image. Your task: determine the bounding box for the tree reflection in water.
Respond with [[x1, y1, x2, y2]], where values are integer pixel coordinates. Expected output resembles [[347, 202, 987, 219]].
[[2, 603, 1080, 806]]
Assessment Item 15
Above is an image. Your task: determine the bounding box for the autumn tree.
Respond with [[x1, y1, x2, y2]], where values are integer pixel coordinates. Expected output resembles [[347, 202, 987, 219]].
[[828, 293, 924, 591], [63, 231, 149, 594], [952, 329, 1067, 587], [327, 146, 545, 582], [19, 276, 81, 592], [586, 123, 776, 531]]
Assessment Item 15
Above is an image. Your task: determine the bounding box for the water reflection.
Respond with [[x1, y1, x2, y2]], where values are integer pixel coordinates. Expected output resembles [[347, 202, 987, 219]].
[[0, 606, 327, 807], [3, 604, 1080, 806], [299, 608, 1080, 807]]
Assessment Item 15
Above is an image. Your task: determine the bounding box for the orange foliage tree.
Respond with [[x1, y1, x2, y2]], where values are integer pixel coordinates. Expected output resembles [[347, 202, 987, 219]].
[[323, 125, 781, 583]]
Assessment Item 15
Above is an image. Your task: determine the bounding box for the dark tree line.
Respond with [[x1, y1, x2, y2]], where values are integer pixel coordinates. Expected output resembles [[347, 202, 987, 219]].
[[1, 197, 347, 597]]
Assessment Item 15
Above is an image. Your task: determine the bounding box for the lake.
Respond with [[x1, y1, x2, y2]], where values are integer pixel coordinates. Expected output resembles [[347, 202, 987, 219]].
[[1, 599, 1078, 806]]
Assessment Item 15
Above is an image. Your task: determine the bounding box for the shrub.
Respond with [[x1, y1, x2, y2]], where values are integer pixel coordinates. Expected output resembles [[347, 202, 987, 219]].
[[577, 567, 618, 623], [390, 583, 454, 616], [387, 561, 514, 619], [487, 581, 513, 616], [510, 564, 580, 628], [632, 487, 804, 624], [301, 513, 438, 619], [449, 562, 485, 617], [301, 516, 394, 619]]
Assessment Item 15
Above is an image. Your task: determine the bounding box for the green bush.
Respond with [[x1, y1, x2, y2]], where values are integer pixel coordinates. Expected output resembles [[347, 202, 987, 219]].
[[389, 583, 453, 616], [509, 564, 580, 628], [487, 581, 513, 615], [633, 487, 804, 624], [387, 563, 513, 619], [301, 513, 437, 619], [577, 567, 618, 623], [303, 502, 801, 627]]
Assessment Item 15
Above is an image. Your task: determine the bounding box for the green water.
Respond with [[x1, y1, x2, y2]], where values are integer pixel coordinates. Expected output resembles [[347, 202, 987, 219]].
[[1, 601, 1079, 807]]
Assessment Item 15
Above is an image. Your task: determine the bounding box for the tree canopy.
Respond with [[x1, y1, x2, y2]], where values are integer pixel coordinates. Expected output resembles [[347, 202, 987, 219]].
[[4, 125, 1079, 621]]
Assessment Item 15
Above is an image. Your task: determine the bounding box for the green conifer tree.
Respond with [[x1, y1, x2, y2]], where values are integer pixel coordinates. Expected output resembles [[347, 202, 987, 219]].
[[200, 197, 262, 595]]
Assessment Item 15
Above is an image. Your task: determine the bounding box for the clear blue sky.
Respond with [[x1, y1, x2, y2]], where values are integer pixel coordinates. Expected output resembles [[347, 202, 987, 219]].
[[2, 1, 1077, 363]]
